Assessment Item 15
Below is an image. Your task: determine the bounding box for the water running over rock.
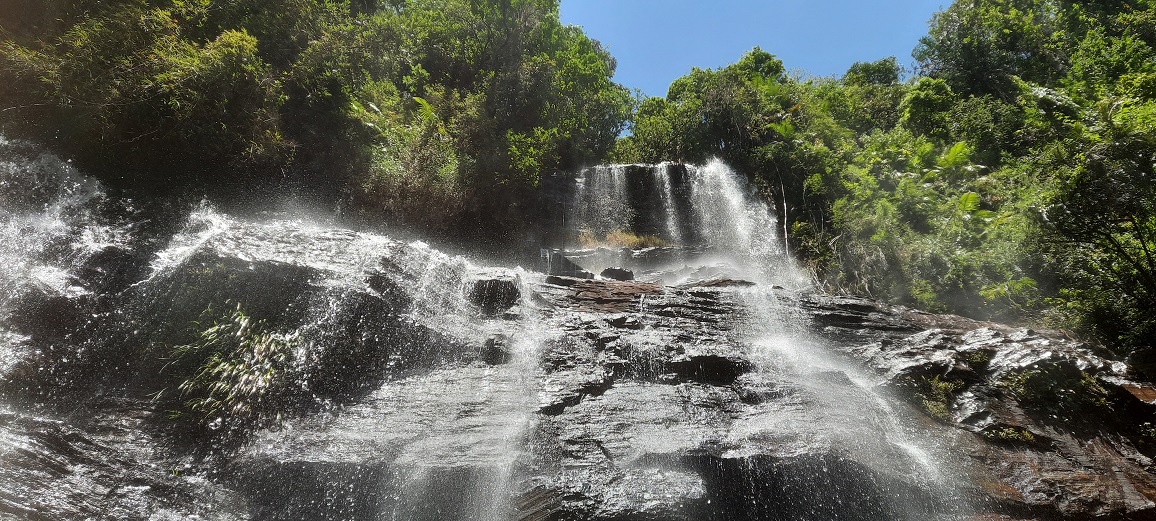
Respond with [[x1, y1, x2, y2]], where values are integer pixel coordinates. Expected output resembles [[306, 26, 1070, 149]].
[[1, 145, 1155, 520], [566, 160, 805, 287], [556, 159, 973, 518]]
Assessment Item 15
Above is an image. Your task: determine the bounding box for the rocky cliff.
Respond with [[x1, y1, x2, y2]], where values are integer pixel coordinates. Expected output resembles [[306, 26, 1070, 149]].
[[2, 209, 1153, 520]]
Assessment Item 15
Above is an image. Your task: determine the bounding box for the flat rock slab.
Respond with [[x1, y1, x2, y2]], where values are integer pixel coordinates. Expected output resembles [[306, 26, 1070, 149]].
[[0, 403, 245, 521]]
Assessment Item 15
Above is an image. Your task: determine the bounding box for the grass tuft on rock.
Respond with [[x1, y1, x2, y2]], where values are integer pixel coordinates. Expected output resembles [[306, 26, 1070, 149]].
[[165, 302, 300, 435]]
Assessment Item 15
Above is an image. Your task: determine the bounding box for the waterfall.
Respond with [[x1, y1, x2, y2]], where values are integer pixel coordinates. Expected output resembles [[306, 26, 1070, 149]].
[[140, 206, 550, 520], [734, 287, 972, 518], [572, 164, 633, 239], [654, 162, 683, 245], [569, 159, 807, 287], [567, 158, 971, 518], [7, 139, 1128, 520], [687, 159, 782, 264]]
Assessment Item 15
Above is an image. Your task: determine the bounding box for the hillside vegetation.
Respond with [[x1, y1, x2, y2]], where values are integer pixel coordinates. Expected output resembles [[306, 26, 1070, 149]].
[[0, 0, 632, 240], [2, 0, 1154, 370], [615, 0, 1156, 370]]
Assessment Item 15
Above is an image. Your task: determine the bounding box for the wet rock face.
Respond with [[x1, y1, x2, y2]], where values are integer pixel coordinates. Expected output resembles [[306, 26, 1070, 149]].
[[599, 267, 634, 281], [5, 207, 1156, 521], [790, 293, 1156, 520], [511, 279, 968, 521], [467, 270, 522, 315], [0, 403, 246, 521], [216, 272, 965, 521]]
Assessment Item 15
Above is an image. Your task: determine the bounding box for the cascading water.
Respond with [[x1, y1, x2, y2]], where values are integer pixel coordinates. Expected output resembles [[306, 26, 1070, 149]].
[[134, 205, 552, 520], [0, 144, 123, 316], [4, 139, 1144, 520], [0, 138, 133, 386], [687, 158, 792, 278], [655, 162, 684, 245], [0, 131, 552, 519], [566, 158, 972, 518], [735, 286, 974, 518], [569, 159, 808, 287], [572, 164, 633, 239]]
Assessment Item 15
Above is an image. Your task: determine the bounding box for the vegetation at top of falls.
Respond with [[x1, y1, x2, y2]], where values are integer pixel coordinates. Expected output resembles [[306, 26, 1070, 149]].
[[2, 0, 1155, 372], [579, 229, 672, 249], [0, 0, 632, 242]]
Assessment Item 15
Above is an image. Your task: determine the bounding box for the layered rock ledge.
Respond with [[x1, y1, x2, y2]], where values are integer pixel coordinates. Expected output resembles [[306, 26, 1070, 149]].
[[2, 218, 1154, 520]]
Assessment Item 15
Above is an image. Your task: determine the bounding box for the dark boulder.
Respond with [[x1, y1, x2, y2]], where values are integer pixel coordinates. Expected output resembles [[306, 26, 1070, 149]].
[[547, 251, 594, 279], [599, 267, 634, 281], [480, 334, 513, 365], [466, 269, 521, 315]]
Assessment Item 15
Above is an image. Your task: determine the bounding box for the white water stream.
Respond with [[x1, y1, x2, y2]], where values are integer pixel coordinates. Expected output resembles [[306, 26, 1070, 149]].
[[141, 205, 553, 520], [0, 136, 973, 519], [570, 158, 970, 518]]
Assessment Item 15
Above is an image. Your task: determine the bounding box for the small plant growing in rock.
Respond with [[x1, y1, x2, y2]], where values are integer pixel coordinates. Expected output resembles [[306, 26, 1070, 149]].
[[1141, 422, 1156, 441], [898, 374, 965, 423], [960, 348, 993, 368], [998, 363, 1110, 424], [167, 302, 300, 434], [983, 425, 1037, 444]]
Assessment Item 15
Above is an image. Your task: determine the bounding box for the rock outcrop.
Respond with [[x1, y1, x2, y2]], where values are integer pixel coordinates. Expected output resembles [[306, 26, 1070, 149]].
[[2, 213, 1154, 520], [791, 292, 1156, 520]]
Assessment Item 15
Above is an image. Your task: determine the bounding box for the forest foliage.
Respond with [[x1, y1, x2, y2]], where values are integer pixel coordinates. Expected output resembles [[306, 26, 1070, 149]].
[[0, 0, 632, 240], [612, 0, 1156, 369], [1, 0, 1154, 367]]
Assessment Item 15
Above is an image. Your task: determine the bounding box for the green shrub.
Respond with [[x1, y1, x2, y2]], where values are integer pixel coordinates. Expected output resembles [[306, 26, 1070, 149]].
[[999, 364, 1110, 423], [167, 303, 299, 433], [897, 374, 965, 423]]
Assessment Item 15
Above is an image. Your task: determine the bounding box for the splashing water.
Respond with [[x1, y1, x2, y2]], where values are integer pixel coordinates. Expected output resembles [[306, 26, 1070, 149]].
[[569, 157, 972, 518], [570, 159, 807, 287], [0, 145, 128, 310], [143, 205, 552, 520], [687, 159, 780, 261], [0, 139, 132, 383]]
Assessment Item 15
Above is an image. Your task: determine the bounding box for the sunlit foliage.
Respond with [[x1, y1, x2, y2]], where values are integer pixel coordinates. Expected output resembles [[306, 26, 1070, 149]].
[[622, 0, 1156, 367]]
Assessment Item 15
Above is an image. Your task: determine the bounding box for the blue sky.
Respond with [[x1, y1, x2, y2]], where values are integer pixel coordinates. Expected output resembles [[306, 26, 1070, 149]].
[[559, 0, 947, 97]]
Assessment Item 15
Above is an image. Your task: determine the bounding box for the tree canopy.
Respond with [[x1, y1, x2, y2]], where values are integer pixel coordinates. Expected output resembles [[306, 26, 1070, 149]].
[[0, 0, 632, 239], [612, 0, 1156, 371]]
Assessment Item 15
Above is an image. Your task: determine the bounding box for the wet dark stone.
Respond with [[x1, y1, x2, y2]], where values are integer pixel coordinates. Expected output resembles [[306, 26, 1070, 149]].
[[667, 354, 753, 385], [689, 454, 901, 521], [815, 315, 1156, 519], [3, 287, 85, 340], [599, 267, 634, 281], [544, 275, 580, 286], [607, 315, 642, 330], [481, 334, 513, 365], [547, 252, 594, 279], [677, 278, 756, 289], [467, 273, 521, 316], [0, 404, 245, 520], [74, 244, 150, 296]]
